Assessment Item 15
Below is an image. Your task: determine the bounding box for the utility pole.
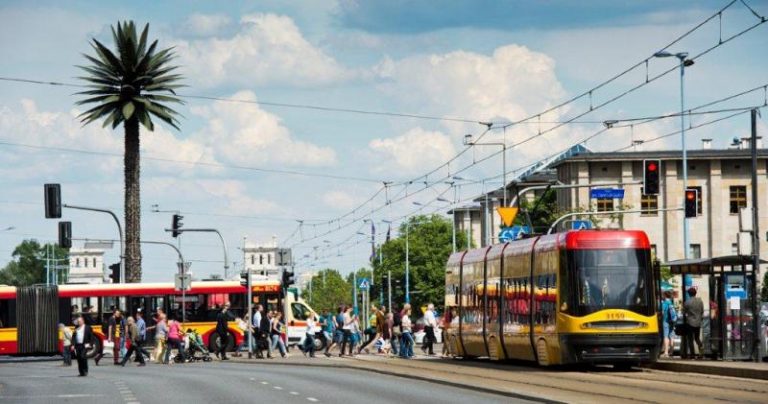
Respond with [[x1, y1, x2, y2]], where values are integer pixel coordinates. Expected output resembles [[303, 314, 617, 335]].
[[750, 108, 761, 362], [405, 220, 410, 305]]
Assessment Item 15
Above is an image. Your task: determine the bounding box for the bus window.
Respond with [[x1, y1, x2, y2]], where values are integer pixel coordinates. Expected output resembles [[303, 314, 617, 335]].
[[228, 293, 245, 318], [0, 299, 15, 327]]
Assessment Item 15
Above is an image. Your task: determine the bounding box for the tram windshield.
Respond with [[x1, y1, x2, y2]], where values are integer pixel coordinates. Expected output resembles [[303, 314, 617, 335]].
[[570, 249, 653, 316]]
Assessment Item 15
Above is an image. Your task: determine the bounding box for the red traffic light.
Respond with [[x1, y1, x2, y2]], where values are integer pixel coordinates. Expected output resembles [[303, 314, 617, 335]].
[[686, 191, 696, 200], [647, 162, 657, 172]]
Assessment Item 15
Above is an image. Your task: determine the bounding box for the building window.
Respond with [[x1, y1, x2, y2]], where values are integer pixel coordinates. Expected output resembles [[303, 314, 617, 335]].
[[596, 198, 614, 212], [75, 258, 80, 267], [731, 243, 738, 255], [688, 186, 703, 215], [729, 186, 747, 214], [268, 254, 271, 265], [251, 255, 254, 265], [93, 258, 97, 268], [640, 192, 658, 216], [690, 244, 701, 259], [259, 255, 263, 265]]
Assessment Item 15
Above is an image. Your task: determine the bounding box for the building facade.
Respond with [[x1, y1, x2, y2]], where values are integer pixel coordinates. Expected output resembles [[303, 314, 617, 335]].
[[67, 248, 106, 284], [551, 147, 768, 268], [242, 237, 291, 281]]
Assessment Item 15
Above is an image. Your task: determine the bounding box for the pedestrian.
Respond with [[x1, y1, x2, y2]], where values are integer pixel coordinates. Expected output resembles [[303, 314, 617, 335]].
[[358, 304, 383, 354], [258, 310, 273, 359], [324, 306, 345, 357], [382, 312, 394, 355], [339, 306, 354, 357], [422, 303, 437, 355], [317, 309, 332, 349], [234, 313, 249, 357], [151, 313, 167, 364], [349, 314, 362, 356], [59, 323, 72, 366], [301, 312, 318, 358], [251, 305, 263, 353], [683, 287, 704, 359], [120, 317, 146, 367], [216, 302, 231, 360], [165, 315, 185, 364], [107, 308, 126, 365], [391, 304, 401, 356], [134, 310, 151, 362], [270, 312, 288, 358], [400, 307, 414, 359], [660, 291, 677, 358], [72, 315, 95, 376]]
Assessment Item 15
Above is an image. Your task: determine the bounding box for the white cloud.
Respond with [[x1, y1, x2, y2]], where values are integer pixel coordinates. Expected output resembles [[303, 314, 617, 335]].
[[174, 13, 347, 88], [376, 45, 566, 129], [321, 190, 360, 210], [183, 13, 231, 37], [368, 127, 455, 173], [196, 179, 281, 216], [192, 90, 337, 167]]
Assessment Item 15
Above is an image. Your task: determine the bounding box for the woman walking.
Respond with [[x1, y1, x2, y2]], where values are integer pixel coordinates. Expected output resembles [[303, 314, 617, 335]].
[[270, 312, 288, 358], [164, 316, 185, 364], [151, 313, 167, 363], [339, 306, 354, 357], [399, 307, 414, 359]]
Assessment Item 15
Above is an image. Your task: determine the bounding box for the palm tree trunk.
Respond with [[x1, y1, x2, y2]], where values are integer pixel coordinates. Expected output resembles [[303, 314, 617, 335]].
[[124, 118, 142, 282]]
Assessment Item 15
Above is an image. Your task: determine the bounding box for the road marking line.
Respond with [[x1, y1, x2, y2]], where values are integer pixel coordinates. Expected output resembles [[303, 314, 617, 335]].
[[290, 392, 300, 395], [307, 398, 319, 402], [260, 381, 269, 385], [273, 386, 283, 390], [249, 378, 256, 381]]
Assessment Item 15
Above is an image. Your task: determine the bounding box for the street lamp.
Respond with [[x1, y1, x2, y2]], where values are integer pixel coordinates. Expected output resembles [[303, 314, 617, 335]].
[[464, 134, 507, 207], [654, 50, 694, 259]]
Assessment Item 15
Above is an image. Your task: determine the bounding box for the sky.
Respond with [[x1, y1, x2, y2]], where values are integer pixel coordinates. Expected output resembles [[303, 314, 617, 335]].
[[1, 0, 767, 282]]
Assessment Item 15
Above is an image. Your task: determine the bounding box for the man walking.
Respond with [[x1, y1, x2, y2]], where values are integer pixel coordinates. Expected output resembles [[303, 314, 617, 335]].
[[73, 315, 95, 376], [422, 303, 437, 355], [120, 317, 146, 367], [134, 309, 151, 361], [216, 303, 231, 360], [683, 287, 704, 359]]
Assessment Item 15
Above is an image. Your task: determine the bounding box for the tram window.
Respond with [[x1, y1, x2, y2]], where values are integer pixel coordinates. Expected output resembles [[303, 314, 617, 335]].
[[572, 249, 651, 315]]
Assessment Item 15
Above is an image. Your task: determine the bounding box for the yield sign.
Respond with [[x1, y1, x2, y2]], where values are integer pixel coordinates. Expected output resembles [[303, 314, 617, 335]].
[[497, 207, 519, 227]]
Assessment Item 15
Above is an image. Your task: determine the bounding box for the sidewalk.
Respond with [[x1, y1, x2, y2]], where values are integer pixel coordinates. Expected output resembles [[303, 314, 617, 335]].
[[642, 357, 768, 380]]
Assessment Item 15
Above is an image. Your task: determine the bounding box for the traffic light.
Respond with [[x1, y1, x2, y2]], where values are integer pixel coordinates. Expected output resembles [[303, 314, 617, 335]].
[[171, 214, 183, 238], [109, 263, 120, 284], [58, 221, 72, 249], [643, 160, 660, 195], [684, 189, 698, 218], [282, 268, 295, 286], [44, 183, 62, 218], [240, 271, 250, 287]]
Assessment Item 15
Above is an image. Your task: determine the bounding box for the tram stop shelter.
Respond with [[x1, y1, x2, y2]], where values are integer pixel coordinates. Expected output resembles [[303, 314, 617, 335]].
[[664, 255, 766, 362]]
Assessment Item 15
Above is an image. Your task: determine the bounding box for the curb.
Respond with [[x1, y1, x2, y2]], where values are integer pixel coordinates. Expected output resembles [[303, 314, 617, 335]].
[[641, 361, 768, 380], [228, 357, 562, 403]]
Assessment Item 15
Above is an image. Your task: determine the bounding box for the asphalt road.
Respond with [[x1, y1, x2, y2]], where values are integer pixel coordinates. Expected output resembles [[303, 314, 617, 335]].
[[0, 359, 532, 404]]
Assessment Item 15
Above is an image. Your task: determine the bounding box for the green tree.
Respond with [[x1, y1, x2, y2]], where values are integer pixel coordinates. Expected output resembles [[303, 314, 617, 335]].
[[0, 240, 69, 286], [515, 190, 562, 233], [302, 269, 352, 313], [372, 215, 464, 312], [76, 21, 183, 282]]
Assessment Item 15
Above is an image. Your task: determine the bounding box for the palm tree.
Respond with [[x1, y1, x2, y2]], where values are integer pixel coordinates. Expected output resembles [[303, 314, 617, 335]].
[[76, 21, 183, 282]]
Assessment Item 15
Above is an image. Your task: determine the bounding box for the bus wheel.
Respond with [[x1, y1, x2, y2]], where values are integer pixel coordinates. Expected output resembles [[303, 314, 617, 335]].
[[536, 339, 550, 366], [86, 338, 102, 359]]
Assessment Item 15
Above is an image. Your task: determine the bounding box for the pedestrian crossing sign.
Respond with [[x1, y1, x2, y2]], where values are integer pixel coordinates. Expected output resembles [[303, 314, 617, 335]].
[[359, 278, 370, 290]]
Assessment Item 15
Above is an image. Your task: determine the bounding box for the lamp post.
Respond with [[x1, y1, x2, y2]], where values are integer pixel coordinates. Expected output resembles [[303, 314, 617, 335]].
[[382, 219, 393, 311], [464, 135, 507, 207], [654, 50, 694, 258]]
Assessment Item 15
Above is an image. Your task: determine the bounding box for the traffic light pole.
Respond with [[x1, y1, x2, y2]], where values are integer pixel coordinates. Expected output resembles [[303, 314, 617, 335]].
[[64, 204, 124, 284], [166, 228, 229, 279], [247, 268, 253, 359]]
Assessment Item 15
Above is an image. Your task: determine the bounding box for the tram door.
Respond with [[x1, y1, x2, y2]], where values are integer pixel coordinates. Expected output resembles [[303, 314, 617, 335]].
[[719, 273, 755, 360]]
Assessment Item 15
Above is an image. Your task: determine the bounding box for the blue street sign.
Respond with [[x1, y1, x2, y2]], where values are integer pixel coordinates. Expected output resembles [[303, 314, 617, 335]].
[[499, 225, 530, 242], [358, 278, 370, 291], [571, 220, 593, 230], [725, 288, 747, 300], [590, 188, 625, 199]]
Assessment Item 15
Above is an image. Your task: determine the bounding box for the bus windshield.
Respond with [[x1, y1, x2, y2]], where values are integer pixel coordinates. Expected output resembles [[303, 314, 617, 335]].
[[570, 249, 652, 316]]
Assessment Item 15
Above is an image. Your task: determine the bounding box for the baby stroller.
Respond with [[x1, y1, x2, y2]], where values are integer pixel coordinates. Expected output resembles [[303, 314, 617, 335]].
[[175, 329, 213, 362]]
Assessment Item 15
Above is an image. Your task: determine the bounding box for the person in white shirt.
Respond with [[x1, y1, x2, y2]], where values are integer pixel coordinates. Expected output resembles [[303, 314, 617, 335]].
[[301, 313, 318, 358], [421, 303, 437, 355]]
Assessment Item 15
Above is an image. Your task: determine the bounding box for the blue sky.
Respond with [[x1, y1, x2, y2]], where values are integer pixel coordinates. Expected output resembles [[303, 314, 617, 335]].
[[1, 0, 767, 281]]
